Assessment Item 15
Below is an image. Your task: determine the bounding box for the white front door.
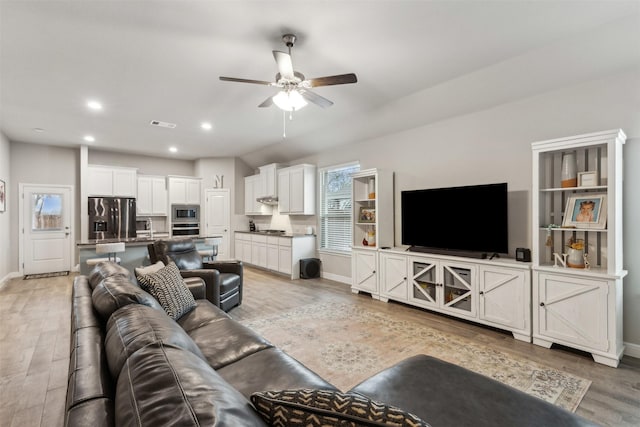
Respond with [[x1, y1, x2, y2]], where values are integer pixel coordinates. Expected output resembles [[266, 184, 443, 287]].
[[204, 188, 230, 260], [20, 184, 73, 275]]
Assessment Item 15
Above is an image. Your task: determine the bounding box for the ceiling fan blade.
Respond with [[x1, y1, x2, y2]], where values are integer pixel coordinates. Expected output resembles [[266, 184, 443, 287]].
[[273, 51, 294, 80], [258, 96, 274, 108], [299, 89, 334, 108], [219, 76, 273, 85], [307, 73, 358, 87]]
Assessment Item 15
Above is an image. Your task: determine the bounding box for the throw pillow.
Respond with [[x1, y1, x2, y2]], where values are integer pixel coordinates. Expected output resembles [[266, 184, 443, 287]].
[[135, 261, 165, 277], [250, 389, 430, 427], [135, 262, 196, 320]]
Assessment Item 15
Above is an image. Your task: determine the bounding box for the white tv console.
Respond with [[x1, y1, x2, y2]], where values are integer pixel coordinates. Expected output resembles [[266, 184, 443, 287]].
[[352, 247, 532, 342]]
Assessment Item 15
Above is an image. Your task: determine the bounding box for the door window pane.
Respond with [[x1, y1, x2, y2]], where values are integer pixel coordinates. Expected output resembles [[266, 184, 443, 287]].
[[32, 193, 63, 230]]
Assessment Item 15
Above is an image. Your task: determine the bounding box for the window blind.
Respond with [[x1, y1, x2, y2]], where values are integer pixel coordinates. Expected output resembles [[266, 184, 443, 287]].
[[319, 163, 360, 251]]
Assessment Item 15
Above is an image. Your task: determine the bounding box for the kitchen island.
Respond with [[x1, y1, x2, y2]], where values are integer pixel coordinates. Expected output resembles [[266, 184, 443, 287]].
[[77, 236, 220, 275]]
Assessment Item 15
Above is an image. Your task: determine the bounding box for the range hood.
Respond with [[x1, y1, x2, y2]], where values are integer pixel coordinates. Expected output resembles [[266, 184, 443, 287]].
[[256, 196, 279, 205]]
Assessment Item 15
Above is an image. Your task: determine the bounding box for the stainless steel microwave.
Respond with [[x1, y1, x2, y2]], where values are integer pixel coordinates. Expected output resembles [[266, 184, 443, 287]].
[[172, 204, 199, 222]]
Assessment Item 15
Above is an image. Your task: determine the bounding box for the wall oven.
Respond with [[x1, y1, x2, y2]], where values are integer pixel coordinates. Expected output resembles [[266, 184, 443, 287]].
[[171, 204, 200, 237]]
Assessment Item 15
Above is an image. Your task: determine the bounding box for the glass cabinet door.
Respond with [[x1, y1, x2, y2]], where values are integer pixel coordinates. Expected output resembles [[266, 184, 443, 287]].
[[442, 264, 474, 315], [410, 260, 438, 306]]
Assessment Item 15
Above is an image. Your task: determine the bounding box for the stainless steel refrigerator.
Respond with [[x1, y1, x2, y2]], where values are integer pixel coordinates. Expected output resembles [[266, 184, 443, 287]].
[[88, 197, 137, 240]]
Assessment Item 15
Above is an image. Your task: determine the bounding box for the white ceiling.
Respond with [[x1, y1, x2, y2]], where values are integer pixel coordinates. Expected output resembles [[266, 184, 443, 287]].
[[1, 1, 639, 167]]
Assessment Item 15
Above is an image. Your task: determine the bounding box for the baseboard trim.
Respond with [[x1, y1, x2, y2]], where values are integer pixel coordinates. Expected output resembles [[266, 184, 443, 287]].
[[321, 272, 351, 285], [0, 272, 23, 290], [624, 341, 640, 359]]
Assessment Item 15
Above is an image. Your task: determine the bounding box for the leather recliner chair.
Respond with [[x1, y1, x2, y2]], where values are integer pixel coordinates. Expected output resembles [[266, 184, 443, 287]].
[[147, 238, 243, 312]]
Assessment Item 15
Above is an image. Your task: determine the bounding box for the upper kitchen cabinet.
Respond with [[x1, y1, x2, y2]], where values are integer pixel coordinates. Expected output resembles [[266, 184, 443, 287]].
[[278, 164, 316, 215], [87, 165, 137, 197], [245, 174, 272, 215], [258, 163, 285, 199], [137, 175, 168, 216], [168, 176, 201, 205]]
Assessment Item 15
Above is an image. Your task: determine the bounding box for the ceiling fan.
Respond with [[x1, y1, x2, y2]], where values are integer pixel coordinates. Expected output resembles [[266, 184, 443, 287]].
[[219, 34, 357, 112]]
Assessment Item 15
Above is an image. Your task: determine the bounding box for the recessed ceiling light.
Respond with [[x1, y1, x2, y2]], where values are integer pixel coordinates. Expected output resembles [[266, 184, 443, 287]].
[[201, 122, 212, 131], [169, 147, 178, 153], [33, 128, 45, 132], [83, 135, 95, 142], [87, 100, 103, 111]]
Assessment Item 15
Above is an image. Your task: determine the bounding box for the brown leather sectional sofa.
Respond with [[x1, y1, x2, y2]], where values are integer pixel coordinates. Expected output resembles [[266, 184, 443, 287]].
[[65, 262, 596, 426]]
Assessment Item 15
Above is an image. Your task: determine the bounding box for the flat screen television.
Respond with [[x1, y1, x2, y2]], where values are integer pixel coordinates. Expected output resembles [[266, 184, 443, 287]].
[[401, 183, 508, 255]]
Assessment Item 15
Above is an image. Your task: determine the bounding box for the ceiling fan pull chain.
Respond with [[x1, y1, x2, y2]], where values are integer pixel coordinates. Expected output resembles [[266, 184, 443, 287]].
[[282, 110, 287, 138]]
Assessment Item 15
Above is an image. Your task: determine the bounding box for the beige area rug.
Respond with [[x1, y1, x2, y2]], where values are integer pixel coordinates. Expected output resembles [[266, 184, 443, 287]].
[[241, 301, 591, 412]]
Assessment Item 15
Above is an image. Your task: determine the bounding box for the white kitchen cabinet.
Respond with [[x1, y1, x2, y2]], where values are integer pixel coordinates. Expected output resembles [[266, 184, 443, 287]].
[[234, 232, 252, 264], [251, 234, 268, 268], [278, 244, 292, 276], [234, 232, 314, 279], [87, 165, 137, 197], [267, 236, 279, 271], [531, 129, 627, 366], [351, 248, 378, 297], [244, 174, 271, 215], [137, 176, 167, 216], [168, 176, 201, 205], [277, 164, 316, 215], [258, 163, 285, 197]]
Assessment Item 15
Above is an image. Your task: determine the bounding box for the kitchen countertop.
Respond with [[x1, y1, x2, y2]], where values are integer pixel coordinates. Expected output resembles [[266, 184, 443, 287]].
[[77, 236, 219, 248], [235, 230, 315, 238]]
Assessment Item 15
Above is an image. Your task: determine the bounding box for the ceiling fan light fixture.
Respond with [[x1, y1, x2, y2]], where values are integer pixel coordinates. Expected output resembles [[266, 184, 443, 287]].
[[272, 90, 307, 112]]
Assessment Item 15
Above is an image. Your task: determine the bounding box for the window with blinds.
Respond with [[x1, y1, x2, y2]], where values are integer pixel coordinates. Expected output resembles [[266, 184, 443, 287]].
[[319, 162, 360, 252]]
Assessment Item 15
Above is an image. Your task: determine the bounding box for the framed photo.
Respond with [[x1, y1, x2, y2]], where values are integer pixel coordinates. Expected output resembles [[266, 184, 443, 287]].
[[562, 194, 607, 229], [0, 179, 5, 213], [578, 171, 599, 187], [358, 207, 376, 223]]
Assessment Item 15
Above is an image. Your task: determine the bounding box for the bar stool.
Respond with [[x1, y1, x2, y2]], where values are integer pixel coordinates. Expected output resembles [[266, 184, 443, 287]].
[[86, 242, 126, 268], [198, 237, 222, 262]]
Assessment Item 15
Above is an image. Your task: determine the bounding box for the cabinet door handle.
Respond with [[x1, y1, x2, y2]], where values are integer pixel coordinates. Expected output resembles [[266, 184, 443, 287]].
[[479, 291, 484, 296], [540, 302, 545, 307], [372, 270, 376, 274]]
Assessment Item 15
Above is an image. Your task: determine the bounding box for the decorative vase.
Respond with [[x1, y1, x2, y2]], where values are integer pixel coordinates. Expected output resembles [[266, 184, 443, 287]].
[[567, 247, 585, 268], [561, 152, 577, 188], [368, 177, 376, 199]]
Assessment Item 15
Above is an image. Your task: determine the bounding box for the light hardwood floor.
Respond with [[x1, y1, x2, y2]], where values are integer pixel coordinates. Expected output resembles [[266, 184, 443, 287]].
[[1, 267, 639, 427]]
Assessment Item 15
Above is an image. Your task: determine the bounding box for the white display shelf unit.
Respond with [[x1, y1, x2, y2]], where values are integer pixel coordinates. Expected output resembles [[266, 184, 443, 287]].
[[531, 129, 627, 367], [351, 168, 394, 250]]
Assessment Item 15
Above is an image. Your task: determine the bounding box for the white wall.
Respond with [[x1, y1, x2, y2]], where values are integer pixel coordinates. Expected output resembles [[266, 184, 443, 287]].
[[9, 142, 80, 272], [88, 149, 194, 176], [293, 69, 640, 347], [195, 157, 253, 258], [0, 132, 11, 283]]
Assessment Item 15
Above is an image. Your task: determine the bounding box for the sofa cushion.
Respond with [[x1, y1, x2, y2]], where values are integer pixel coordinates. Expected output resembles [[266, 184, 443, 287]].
[[186, 317, 272, 369], [135, 261, 196, 320], [250, 389, 430, 427], [218, 347, 337, 399], [105, 304, 207, 379], [88, 261, 133, 289], [176, 299, 231, 333], [115, 344, 266, 427], [92, 275, 162, 321]]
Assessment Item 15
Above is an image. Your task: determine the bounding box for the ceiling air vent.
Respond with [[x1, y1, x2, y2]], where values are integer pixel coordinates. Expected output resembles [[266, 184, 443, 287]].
[[150, 120, 176, 129]]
